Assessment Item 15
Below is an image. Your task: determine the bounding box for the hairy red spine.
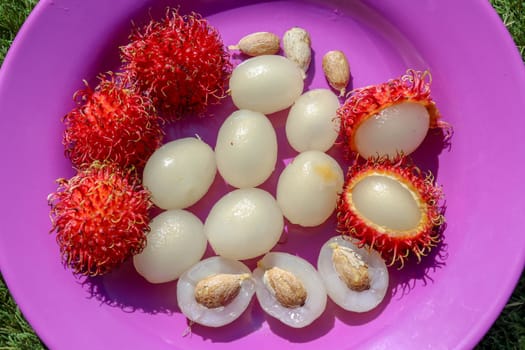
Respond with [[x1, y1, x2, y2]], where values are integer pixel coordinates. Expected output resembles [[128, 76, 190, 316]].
[[48, 162, 152, 276], [337, 70, 444, 155], [63, 73, 163, 170], [336, 156, 445, 268], [121, 9, 232, 120]]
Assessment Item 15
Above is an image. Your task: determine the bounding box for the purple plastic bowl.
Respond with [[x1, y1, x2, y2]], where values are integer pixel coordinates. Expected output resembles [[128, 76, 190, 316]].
[[1, 0, 524, 349]]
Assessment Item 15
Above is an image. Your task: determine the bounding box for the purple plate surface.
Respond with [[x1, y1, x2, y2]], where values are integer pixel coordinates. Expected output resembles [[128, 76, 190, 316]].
[[1, 0, 524, 349]]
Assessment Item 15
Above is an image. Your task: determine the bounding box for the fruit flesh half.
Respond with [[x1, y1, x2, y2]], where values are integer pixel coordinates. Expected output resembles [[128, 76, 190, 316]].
[[350, 173, 424, 235]]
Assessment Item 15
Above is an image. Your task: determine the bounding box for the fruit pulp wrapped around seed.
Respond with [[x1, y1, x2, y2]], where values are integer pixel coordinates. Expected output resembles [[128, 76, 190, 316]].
[[229, 55, 304, 115], [215, 109, 278, 188], [277, 151, 344, 227], [177, 256, 255, 327], [318, 236, 388, 312], [142, 137, 217, 210], [253, 252, 327, 328], [336, 156, 445, 268], [337, 69, 449, 159], [204, 188, 284, 260], [133, 209, 207, 284]]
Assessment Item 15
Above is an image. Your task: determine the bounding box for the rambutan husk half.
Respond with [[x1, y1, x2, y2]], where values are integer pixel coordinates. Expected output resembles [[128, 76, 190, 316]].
[[63, 73, 163, 171], [336, 156, 445, 268], [120, 8, 232, 120], [48, 162, 152, 276], [337, 69, 449, 156]]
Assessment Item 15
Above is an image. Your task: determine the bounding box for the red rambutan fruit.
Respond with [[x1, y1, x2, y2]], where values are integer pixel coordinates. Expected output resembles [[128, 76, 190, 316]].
[[63, 73, 163, 170], [336, 156, 445, 268], [48, 162, 152, 276], [120, 9, 232, 120], [337, 69, 449, 159]]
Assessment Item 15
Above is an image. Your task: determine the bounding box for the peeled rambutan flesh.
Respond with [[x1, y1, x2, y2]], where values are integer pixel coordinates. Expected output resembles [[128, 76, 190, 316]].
[[337, 69, 445, 159], [63, 74, 163, 170], [336, 156, 445, 268], [120, 9, 232, 119], [48, 162, 152, 276]]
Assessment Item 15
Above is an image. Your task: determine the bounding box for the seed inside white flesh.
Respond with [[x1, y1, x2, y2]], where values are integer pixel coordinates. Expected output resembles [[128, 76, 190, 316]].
[[351, 174, 422, 233], [317, 236, 388, 313], [253, 252, 327, 328], [177, 256, 255, 327], [229, 55, 304, 115], [354, 101, 430, 158]]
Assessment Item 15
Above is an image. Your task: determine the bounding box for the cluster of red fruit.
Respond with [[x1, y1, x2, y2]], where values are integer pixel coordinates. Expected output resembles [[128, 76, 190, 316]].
[[48, 9, 232, 276], [335, 70, 449, 268]]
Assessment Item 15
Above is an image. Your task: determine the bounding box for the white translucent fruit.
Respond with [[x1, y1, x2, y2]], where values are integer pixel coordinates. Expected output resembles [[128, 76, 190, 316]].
[[177, 256, 255, 327], [354, 101, 430, 158], [215, 110, 277, 188], [351, 173, 422, 232], [253, 252, 327, 328], [204, 188, 284, 260], [133, 210, 207, 284], [229, 55, 304, 114], [143, 137, 216, 209], [317, 236, 389, 312], [277, 151, 344, 227], [286, 89, 340, 152]]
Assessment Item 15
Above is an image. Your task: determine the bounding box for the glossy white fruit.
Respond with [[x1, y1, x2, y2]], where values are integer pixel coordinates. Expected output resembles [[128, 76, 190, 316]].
[[354, 101, 430, 158], [177, 256, 255, 327], [351, 173, 422, 232], [215, 110, 277, 188], [229, 55, 304, 114], [143, 137, 216, 210], [253, 252, 327, 328], [317, 236, 389, 312], [204, 188, 283, 260], [286, 89, 340, 152], [276, 151, 344, 227], [133, 210, 207, 284]]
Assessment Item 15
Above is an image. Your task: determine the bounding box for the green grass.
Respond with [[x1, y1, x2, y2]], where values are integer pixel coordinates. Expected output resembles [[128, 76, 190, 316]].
[[0, 0, 524, 349], [0, 0, 37, 64]]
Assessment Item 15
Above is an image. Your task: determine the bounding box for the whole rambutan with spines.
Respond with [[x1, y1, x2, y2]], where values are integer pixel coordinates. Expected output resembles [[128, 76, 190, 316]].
[[120, 8, 232, 120], [63, 73, 163, 170], [336, 155, 445, 268], [48, 162, 152, 276]]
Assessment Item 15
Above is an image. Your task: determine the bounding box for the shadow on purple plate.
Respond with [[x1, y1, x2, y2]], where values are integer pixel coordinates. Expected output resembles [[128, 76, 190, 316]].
[[389, 223, 449, 300], [81, 261, 180, 315], [186, 301, 265, 342]]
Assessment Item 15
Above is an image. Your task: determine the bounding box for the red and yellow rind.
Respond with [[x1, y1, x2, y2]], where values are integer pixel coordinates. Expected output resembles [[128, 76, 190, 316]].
[[48, 162, 152, 276], [336, 156, 445, 268], [337, 69, 442, 154], [63, 74, 163, 171], [120, 9, 232, 119]]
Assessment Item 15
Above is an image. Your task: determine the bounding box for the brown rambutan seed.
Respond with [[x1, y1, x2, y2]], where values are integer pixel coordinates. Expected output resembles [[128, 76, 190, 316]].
[[48, 162, 152, 276], [63, 73, 163, 170]]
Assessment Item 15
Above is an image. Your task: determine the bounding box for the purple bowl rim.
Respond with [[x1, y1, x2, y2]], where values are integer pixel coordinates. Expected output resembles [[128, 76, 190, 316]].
[[0, 1, 524, 349]]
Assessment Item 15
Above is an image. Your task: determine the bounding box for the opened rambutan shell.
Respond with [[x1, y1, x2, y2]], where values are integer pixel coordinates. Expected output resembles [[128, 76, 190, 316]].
[[120, 9, 232, 120], [63, 73, 163, 170], [337, 69, 446, 158], [336, 156, 445, 268], [48, 162, 152, 276]]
